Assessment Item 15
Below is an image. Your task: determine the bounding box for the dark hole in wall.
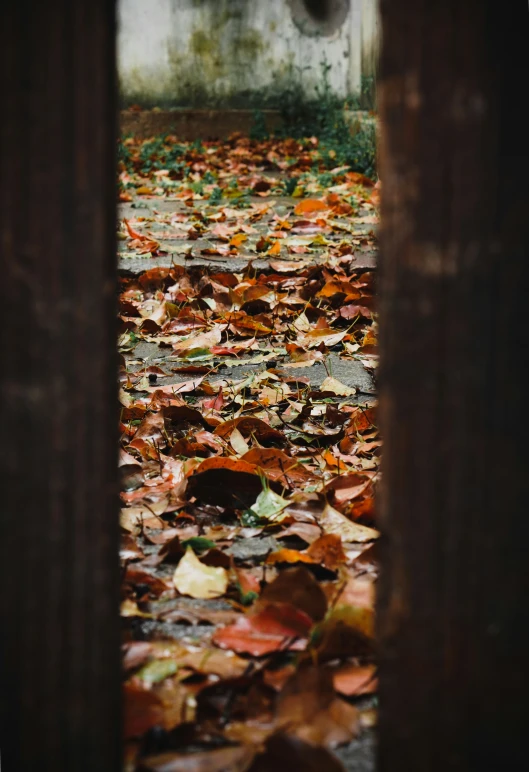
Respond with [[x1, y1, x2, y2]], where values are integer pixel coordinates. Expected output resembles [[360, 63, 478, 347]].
[[304, 0, 331, 21], [289, 0, 350, 37]]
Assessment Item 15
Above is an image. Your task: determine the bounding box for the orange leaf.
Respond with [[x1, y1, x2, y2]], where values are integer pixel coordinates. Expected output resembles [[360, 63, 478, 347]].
[[124, 218, 145, 241], [332, 663, 378, 697], [345, 406, 377, 433], [266, 548, 315, 566], [317, 280, 361, 299], [229, 232, 248, 247], [293, 199, 329, 216], [347, 171, 375, 188], [306, 534, 346, 570], [242, 447, 315, 486], [136, 185, 155, 195], [322, 450, 348, 472]]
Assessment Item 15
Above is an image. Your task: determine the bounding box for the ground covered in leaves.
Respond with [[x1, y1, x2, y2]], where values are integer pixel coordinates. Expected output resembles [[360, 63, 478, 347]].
[[119, 133, 380, 772]]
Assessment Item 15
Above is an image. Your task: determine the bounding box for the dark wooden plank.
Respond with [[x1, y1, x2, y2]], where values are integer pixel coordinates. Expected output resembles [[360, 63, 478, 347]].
[[0, 2, 120, 770], [377, 1, 529, 769]]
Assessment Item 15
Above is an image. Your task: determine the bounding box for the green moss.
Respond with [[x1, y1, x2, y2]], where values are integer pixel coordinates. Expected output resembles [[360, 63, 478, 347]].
[[190, 29, 213, 57], [119, 27, 373, 123], [219, 7, 243, 25], [234, 29, 264, 56]]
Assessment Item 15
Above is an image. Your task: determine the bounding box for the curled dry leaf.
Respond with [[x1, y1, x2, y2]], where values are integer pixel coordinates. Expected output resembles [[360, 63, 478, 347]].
[[339, 303, 373, 320], [122, 641, 154, 672], [293, 199, 329, 216], [343, 406, 377, 433], [186, 456, 263, 508], [162, 405, 209, 430], [137, 745, 256, 772], [266, 549, 315, 567], [259, 566, 328, 622], [212, 602, 313, 656], [266, 534, 346, 571], [306, 534, 347, 570], [276, 665, 359, 748], [215, 416, 284, 446], [120, 533, 145, 561], [230, 426, 250, 454], [319, 504, 379, 543], [132, 411, 165, 443], [297, 328, 346, 349], [334, 575, 375, 609], [123, 567, 170, 599], [276, 521, 322, 545], [250, 734, 346, 772], [173, 547, 228, 600], [319, 376, 357, 397], [324, 473, 374, 508], [124, 679, 190, 739], [145, 377, 205, 395], [309, 606, 375, 663], [242, 447, 316, 487], [331, 663, 378, 697], [172, 327, 222, 353]]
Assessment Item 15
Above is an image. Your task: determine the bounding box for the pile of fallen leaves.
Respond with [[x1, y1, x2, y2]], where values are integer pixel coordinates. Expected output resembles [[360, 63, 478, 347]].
[[119, 133, 379, 772], [118, 133, 378, 208]]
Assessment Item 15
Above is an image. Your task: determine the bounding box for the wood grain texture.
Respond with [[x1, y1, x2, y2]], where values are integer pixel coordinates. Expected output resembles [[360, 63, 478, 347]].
[[377, 1, 529, 770], [0, 2, 120, 770]]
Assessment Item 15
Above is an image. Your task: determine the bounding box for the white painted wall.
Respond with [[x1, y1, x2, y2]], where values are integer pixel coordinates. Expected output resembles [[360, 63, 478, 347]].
[[117, 0, 379, 107]]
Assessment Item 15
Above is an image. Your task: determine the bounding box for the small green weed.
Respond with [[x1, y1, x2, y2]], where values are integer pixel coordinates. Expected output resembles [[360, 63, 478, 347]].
[[208, 186, 223, 204], [250, 109, 268, 141], [277, 61, 377, 179]]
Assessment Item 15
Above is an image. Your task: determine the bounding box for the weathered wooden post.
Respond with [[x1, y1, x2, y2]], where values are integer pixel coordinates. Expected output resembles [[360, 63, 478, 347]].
[[0, 2, 120, 770], [378, 1, 529, 769]]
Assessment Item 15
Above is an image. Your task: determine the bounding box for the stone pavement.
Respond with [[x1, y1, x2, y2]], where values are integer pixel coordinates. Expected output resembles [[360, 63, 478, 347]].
[[119, 185, 378, 772]]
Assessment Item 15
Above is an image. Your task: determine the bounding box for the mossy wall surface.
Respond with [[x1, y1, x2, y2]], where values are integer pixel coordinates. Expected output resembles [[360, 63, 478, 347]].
[[118, 0, 379, 109]]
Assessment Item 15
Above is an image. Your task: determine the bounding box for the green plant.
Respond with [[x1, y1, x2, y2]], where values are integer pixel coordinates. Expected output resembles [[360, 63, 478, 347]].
[[190, 138, 205, 153], [360, 74, 376, 109], [139, 136, 168, 173], [117, 136, 132, 166], [250, 109, 268, 141], [208, 186, 223, 204], [277, 60, 377, 179], [283, 176, 300, 196]]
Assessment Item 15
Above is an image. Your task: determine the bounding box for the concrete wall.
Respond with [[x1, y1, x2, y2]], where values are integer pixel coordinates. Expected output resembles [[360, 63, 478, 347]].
[[117, 0, 379, 108]]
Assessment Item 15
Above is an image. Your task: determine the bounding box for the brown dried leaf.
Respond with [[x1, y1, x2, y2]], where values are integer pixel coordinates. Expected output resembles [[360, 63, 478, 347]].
[[276, 666, 359, 748], [213, 603, 312, 656], [186, 456, 262, 508], [137, 745, 256, 772]]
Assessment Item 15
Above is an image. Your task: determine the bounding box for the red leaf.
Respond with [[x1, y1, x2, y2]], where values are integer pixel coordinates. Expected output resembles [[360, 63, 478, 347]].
[[213, 603, 312, 656], [203, 386, 224, 411]]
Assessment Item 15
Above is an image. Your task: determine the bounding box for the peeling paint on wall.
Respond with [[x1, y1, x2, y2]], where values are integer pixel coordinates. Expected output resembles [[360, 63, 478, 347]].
[[117, 0, 379, 108]]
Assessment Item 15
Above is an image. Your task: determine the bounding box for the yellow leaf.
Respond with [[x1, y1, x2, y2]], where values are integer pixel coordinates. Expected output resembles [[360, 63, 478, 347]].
[[320, 504, 379, 543], [320, 376, 357, 396], [229, 233, 248, 247], [173, 548, 228, 599], [230, 426, 250, 455]]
